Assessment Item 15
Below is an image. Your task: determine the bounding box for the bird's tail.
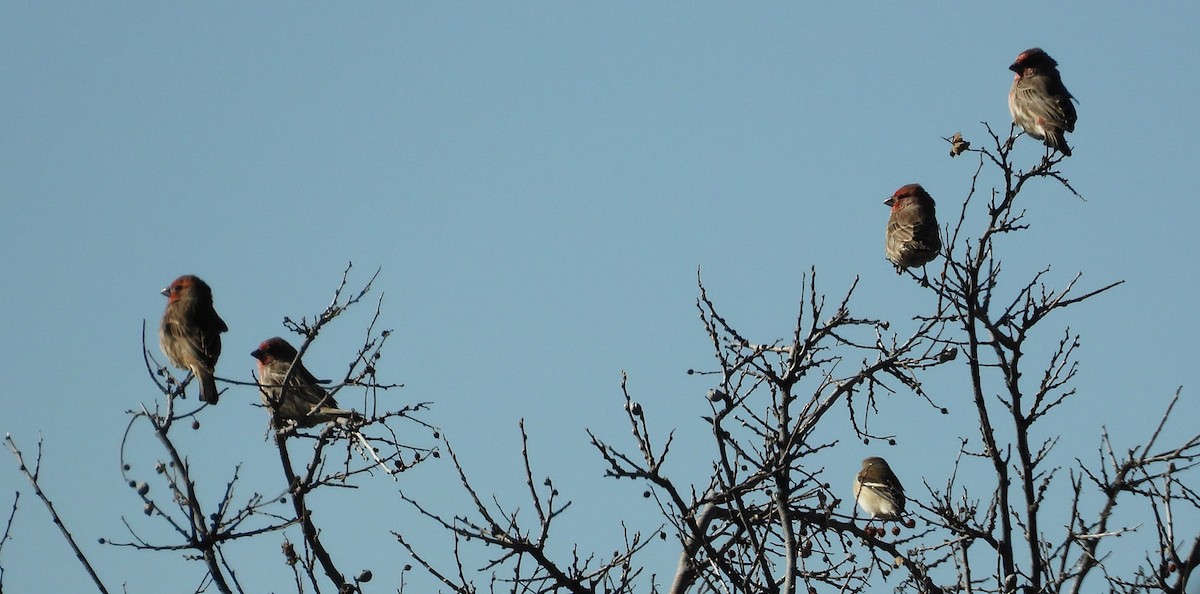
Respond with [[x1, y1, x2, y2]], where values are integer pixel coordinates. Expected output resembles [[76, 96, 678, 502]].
[[195, 367, 220, 405], [1048, 130, 1072, 157]]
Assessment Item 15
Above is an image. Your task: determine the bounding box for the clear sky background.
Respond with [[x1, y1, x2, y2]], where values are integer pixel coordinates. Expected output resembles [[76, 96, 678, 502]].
[[3, 4, 1199, 593]]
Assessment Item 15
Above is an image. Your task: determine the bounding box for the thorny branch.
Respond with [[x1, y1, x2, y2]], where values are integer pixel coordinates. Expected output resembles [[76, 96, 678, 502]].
[[0, 490, 17, 593], [395, 124, 1196, 594], [5, 110, 1197, 594], [397, 424, 657, 594], [586, 269, 955, 594], [5, 436, 111, 594], [116, 264, 431, 593]]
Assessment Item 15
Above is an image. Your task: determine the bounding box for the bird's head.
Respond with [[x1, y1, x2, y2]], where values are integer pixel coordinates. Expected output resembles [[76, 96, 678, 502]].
[[251, 337, 299, 366], [861, 456, 891, 472], [1009, 47, 1057, 74], [885, 183, 933, 212], [161, 275, 212, 304]]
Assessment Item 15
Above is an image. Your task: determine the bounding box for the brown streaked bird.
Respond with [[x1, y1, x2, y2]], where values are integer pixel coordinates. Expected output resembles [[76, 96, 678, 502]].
[[1009, 47, 1077, 156], [852, 456, 906, 519], [251, 337, 356, 428], [159, 275, 228, 404], [884, 183, 941, 272]]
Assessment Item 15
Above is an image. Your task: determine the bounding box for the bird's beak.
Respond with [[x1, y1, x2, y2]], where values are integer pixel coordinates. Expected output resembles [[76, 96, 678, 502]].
[[251, 349, 264, 361], [1008, 62, 1020, 73], [884, 198, 894, 207], [160, 287, 170, 297]]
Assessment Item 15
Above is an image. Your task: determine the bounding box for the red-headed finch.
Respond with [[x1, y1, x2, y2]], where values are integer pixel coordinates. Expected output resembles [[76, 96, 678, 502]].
[[251, 337, 356, 428], [885, 184, 941, 272], [159, 275, 228, 404], [853, 457, 906, 519], [1009, 48, 1077, 156]]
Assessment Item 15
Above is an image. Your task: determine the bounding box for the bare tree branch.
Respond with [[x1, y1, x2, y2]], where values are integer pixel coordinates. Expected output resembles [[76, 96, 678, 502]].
[[5, 436, 111, 594]]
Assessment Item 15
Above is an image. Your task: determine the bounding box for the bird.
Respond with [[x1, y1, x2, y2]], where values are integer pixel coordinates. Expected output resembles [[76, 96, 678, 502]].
[[1008, 47, 1077, 156], [251, 337, 357, 428], [852, 456, 906, 519], [159, 275, 228, 404], [884, 183, 941, 272]]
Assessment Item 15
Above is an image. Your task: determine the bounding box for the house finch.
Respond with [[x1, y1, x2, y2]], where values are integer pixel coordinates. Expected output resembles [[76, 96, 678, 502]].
[[884, 184, 941, 272], [159, 275, 228, 404], [852, 457, 905, 519], [251, 337, 356, 428], [1008, 48, 1077, 156]]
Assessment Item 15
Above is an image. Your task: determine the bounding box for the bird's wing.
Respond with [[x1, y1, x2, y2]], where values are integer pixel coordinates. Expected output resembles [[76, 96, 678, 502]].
[[1017, 74, 1077, 131], [286, 367, 341, 409], [890, 211, 939, 252]]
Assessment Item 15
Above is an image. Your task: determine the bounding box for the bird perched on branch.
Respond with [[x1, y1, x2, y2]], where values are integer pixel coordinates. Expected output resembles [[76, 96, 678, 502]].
[[853, 456, 906, 519], [159, 275, 228, 404], [1008, 47, 1077, 156], [884, 183, 941, 272], [251, 337, 357, 428]]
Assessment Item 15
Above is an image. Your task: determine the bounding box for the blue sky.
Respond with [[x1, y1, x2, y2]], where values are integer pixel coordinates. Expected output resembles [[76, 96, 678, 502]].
[[3, 3, 1199, 592]]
